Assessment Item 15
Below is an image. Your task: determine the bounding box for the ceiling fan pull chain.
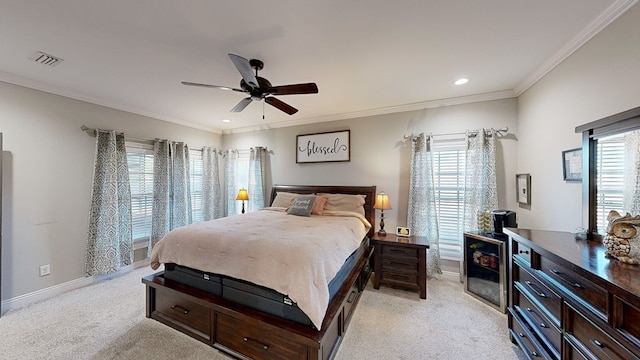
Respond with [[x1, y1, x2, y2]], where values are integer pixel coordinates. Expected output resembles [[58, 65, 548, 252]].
[[263, 101, 265, 119]]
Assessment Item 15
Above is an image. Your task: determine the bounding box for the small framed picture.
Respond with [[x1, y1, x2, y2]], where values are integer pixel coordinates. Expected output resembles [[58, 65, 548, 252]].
[[516, 173, 531, 205], [562, 148, 582, 182], [396, 227, 411, 237]]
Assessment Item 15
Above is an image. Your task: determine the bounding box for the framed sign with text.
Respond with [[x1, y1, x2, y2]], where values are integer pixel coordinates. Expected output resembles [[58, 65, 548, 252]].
[[296, 130, 350, 163]]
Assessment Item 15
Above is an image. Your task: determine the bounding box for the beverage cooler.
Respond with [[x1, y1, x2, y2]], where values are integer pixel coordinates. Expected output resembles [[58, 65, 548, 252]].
[[463, 231, 507, 312]]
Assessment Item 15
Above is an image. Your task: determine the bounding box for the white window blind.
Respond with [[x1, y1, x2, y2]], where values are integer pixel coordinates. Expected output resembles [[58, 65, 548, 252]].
[[596, 135, 625, 233], [127, 146, 154, 242], [432, 139, 466, 260], [189, 149, 204, 223]]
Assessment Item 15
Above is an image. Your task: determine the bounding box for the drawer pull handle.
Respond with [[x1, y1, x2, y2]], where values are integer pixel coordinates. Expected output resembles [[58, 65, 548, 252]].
[[524, 281, 547, 298], [347, 290, 357, 304], [243, 337, 269, 351], [530, 350, 539, 357], [549, 269, 583, 288], [590, 339, 622, 360], [525, 307, 547, 329], [170, 305, 190, 314], [519, 250, 529, 255], [518, 332, 525, 338]]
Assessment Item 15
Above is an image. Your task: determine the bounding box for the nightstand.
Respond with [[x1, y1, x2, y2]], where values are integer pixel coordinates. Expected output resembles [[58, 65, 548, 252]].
[[371, 233, 429, 299]]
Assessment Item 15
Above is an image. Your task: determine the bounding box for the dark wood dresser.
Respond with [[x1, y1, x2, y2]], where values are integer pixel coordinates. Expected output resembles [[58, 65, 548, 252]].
[[506, 229, 640, 360]]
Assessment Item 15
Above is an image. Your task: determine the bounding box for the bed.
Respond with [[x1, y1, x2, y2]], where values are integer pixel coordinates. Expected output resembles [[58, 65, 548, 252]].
[[142, 184, 376, 360]]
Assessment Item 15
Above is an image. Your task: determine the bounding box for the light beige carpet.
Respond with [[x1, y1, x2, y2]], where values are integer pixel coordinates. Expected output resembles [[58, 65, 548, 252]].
[[0, 266, 525, 359]]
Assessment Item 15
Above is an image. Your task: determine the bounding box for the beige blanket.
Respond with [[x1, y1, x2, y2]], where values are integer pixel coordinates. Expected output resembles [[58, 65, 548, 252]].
[[150, 208, 371, 328]]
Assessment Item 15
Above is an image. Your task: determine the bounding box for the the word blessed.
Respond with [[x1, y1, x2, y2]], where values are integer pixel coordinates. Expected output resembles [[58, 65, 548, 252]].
[[298, 137, 348, 157]]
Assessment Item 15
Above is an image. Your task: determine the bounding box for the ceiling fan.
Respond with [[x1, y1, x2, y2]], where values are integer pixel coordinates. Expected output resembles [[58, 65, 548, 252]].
[[182, 53, 318, 115]]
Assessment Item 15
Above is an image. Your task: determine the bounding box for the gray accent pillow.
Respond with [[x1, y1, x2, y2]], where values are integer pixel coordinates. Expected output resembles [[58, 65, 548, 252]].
[[287, 196, 316, 217]]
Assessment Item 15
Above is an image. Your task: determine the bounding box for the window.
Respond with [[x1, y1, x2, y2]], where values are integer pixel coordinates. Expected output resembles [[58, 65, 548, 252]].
[[189, 149, 204, 223], [126, 144, 207, 245], [127, 145, 154, 243], [432, 139, 466, 260], [595, 134, 625, 232]]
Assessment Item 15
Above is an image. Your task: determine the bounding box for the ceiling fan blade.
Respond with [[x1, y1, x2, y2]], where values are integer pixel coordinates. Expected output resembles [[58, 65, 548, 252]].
[[228, 53, 259, 89], [268, 83, 318, 95], [181, 81, 245, 93], [231, 97, 253, 112], [265, 96, 298, 115]]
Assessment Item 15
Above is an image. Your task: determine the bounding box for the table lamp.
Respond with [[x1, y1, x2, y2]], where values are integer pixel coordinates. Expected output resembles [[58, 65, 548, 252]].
[[236, 188, 249, 214], [373, 192, 391, 236]]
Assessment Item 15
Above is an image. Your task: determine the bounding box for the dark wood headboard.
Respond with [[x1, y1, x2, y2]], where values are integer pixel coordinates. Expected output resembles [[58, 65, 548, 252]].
[[270, 185, 377, 238]]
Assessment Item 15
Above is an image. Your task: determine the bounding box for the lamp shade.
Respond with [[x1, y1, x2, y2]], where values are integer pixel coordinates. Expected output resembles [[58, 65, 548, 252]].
[[235, 189, 249, 201], [373, 192, 391, 210]]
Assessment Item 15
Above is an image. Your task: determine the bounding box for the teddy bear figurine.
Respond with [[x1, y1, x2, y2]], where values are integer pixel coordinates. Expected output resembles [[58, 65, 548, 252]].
[[603, 210, 640, 265]]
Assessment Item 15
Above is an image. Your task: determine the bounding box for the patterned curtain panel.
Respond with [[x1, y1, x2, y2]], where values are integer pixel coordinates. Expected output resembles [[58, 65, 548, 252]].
[[149, 139, 191, 252], [407, 133, 441, 276], [224, 150, 239, 216], [202, 146, 223, 221], [462, 129, 498, 280], [171, 142, 192, 227], [248, 147, 267, 211], [624, 130, 640, 214], [86, 130, 133, 276]]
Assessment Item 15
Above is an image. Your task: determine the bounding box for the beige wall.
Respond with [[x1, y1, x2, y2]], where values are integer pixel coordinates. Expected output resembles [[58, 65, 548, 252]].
[[517, 2, 640, 231], [0, 81, 221, 304], [223, 98, 519, 234]]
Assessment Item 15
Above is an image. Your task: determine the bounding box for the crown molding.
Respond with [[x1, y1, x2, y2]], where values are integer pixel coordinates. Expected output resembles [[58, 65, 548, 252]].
[[0, 73, 222, 134], [222, 89, 516, 134], [514, 0, 638, 96]]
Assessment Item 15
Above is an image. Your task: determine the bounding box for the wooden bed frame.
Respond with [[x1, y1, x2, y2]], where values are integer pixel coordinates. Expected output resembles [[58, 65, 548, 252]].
[[142, 185, 376, 360]]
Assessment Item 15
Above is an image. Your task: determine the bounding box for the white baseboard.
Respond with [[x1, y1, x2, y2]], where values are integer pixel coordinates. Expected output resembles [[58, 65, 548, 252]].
[[1, 259, 149, 315]]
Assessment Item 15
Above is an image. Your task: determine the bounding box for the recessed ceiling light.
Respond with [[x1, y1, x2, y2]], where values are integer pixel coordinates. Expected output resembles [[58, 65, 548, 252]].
[[454, 78, 469, 85], [222, 119, 231, 123]]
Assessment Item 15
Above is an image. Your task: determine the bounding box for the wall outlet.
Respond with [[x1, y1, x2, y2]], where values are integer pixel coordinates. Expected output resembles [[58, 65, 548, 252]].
[[39, 264, 51, 276]]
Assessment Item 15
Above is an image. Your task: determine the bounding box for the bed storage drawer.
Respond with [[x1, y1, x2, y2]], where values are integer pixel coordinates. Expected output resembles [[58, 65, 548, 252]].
[[154, 286, 212, 341], [215, 312, 308, 360]]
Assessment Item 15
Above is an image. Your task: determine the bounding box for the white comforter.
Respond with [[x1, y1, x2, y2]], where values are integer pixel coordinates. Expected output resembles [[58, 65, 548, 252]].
[[150, 208, 371, 329]]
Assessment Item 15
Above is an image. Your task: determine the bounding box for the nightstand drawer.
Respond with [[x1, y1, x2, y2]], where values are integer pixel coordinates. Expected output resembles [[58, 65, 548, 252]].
[[381, 245, 418, 259], [381, 257, 419, 273], [381, 270, 418, 285]]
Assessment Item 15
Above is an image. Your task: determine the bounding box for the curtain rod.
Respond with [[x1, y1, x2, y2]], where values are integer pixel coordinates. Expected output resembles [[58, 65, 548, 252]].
[[80, 125, 222, 155], [403, 127, 509, 141]]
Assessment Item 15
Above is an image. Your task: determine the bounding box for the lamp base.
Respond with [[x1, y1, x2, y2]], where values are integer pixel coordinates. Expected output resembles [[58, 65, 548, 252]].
[[377, 229, 387, 236]]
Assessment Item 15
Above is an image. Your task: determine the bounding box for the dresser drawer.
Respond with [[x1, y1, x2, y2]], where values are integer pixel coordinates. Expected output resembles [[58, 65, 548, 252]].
[[381, 244, 418, 259], [516, 265, 561, 327], [514, 287, 561, 359], [539, 256, 607, 318], [613, 296, 640, 350], [215, 312, 307, 360], [513, 240, 532, 266], [381, 257, 419, 273], [566, 305, 640, 360], [509, 308, 553, 359], [155, 286, 211, 339]]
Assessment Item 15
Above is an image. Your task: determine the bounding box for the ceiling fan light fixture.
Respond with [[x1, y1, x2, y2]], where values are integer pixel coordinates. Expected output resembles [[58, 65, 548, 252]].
[[454, 78, 469, 85]]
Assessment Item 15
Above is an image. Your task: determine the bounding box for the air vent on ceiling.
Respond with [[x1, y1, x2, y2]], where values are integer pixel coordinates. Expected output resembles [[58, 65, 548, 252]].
[[29, 51, 63, 67]]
